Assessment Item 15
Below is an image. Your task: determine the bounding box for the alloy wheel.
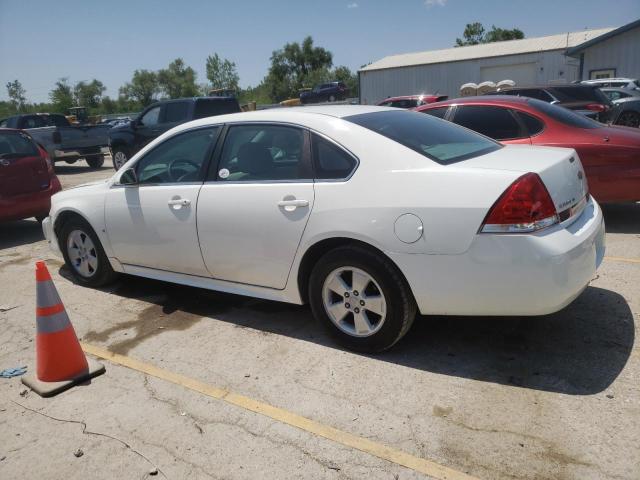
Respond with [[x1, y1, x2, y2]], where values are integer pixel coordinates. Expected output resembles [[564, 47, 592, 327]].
[[67, 229, 98, 278], [113, 151, 128, 170], [322, 266, 387, 337]]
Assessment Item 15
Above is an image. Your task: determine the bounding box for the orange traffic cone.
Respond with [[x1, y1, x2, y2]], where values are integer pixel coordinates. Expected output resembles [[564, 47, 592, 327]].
[[22, 261, 104, 397]]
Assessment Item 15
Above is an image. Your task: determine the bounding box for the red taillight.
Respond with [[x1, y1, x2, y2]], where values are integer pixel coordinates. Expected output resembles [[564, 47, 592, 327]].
[[480, 173, 559, 233], [586, 103, 607, 112]]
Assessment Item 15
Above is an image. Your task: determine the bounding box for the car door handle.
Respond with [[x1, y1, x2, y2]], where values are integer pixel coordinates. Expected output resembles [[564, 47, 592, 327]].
[[168, 198, 191, 207], [278, 199, 309, 208]]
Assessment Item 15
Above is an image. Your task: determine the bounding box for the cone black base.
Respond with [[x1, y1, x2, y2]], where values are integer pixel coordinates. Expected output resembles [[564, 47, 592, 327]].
[[21, 358, 105, 398]]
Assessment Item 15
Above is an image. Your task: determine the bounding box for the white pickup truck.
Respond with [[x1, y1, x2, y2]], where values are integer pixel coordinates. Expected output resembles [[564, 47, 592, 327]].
[[0, 113, 110, 169]]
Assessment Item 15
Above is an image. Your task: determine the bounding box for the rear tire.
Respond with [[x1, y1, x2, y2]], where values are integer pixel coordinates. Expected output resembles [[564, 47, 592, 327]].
[[309, 245, 417, 353], [59, 216, 118, 287], [86, 155, 105, 169], [328, 94, 336, 102]]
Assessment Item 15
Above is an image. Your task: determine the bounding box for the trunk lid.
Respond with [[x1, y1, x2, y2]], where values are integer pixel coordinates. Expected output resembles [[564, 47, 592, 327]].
[[458, 144, 588, 216], [0, 132, 50, 197]]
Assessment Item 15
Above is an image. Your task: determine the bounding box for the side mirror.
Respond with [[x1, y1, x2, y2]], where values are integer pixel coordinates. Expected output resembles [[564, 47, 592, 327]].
[[130, 118, 139, 129], [119, 168, 138, 185]]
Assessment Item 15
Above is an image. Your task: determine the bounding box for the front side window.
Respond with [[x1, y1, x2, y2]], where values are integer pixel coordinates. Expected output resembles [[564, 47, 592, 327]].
[[135, 127, 219, 184], [452, 106, 522, 140], [22, 116, 47, 128], [312, 134, 357, 180], [140, 106, 161, 127], [164, 102, 190, 123], [217, 124, 309, 181], [345, 110, 501, 165]]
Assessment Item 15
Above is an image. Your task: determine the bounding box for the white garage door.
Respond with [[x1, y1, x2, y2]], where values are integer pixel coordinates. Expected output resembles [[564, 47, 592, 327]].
[[480, 63, 537, 85]]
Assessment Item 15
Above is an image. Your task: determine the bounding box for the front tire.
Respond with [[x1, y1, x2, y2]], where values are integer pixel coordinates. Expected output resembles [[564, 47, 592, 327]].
[[111, 148, 129, 171], [86, 155, 105, 169], [328, 94, 336, 102], [59, 216, 118, 287], [309, 246, 417, 352]]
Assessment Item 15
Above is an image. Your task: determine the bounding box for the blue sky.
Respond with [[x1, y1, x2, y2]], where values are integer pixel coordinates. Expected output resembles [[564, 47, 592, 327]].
[[1, 0, 638, 102]]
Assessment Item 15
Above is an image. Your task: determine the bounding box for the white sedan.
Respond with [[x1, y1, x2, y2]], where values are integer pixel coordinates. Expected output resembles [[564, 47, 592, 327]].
[[43, 106, 605, 352]]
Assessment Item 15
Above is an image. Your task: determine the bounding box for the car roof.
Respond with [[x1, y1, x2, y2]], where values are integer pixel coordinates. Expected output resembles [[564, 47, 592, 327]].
[[420, 95, 532, 107]]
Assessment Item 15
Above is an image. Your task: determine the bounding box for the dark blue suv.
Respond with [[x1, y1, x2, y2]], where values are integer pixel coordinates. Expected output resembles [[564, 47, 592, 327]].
[[300, 82, 348, 104]]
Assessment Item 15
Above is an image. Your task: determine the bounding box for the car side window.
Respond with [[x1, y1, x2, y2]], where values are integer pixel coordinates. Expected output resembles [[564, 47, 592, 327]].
[[22, 116, 47, 128], [312, 133, 357, 180], [452, 106, 522, 140], [422, 107, 449, 119], [516, 111, 545, 136], [140, 106, 161, 127], [163, 102, 190, 123], [134, 127, 219, 184], [217, 125, 310, 182]]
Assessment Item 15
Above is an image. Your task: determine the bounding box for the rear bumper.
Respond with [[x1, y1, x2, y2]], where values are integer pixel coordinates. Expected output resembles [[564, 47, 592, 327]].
[[53, 146, 109, 161], [390, 196, 605, 316], [0, 177, 61, 222]]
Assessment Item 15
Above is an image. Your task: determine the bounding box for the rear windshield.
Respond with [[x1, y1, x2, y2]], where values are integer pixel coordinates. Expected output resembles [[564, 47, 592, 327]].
[[193, 99, 240, 119], [47, 114, 70, 127], [0, 132, 39, 157], [345, 110, 501, 165], [551, 86, 612, 106], [527, 98, 601, 129]]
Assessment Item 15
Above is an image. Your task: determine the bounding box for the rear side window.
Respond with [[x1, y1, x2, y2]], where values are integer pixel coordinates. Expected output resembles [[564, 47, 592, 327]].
[[528, 99, 601, 129], [422, 107, 449, 119], [164, 102, 190, 123], [345, 110, 501, 165], [21, 116, 48, 128], [312, 134, 357, 180], [452, 106, 522, 140], [0, 132, 39, 157], [516, 111, 545, 136], [194, 99, 239, 119]]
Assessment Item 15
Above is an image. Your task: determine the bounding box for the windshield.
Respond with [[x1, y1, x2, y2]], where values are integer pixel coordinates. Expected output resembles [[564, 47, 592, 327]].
[[345, 110, 501, 165], [527, 98, 602, 129], [0, 131, 39, 158]]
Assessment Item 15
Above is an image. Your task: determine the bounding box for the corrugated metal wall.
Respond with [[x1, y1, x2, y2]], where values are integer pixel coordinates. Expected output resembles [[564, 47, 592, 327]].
[[360, 50, 580, 105], [581, 27, 640, 79]]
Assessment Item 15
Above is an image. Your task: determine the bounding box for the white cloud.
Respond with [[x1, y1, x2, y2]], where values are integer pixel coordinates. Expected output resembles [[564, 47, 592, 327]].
[[347, 2, 359, 8], [425, 0, 447, 7]]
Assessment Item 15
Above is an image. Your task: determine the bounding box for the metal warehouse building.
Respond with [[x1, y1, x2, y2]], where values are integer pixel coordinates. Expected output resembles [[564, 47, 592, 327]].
[[566, 19, 640, 81], [359, 24, 635, 105]]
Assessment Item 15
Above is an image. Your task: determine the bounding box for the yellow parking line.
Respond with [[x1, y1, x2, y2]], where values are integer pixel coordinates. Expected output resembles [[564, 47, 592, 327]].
[[81, 342, 479, 480], [604, 256, 640, 265]]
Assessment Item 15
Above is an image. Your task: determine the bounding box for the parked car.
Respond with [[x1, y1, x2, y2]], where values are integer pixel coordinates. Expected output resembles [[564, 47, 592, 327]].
[[600, 87, 640, 102], [582, 78, 640, 90], [43, 106, 604, 352], [108, 96, 240, 170], [0, 113, 110, 169], [0, 128, 61, 222], [299, 82, 348, 104], [416, 96, 640, 202], [377, 95, 448, 109], [599, 89, 640, 128], [484, 85, 617, 123]]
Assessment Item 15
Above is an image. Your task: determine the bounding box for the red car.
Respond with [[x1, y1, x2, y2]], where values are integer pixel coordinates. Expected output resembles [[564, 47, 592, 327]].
[[416, 96, 640, 203], [0, 128, 61, 222], [377, 94, 448, 109]]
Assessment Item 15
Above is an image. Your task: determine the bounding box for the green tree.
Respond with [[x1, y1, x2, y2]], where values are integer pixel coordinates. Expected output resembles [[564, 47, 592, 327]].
[[49, 78, 74, 113], [119, 69, 160, 107], [73, 79, 106, 109], [485, 26, 524, 43], [455, 22, 524, 46], [6, 80, 27, 112], [205, 53, 240, 92], [99, 96, 118, 114], [265, 36, 333, 101], [157, 58, 199, 99]]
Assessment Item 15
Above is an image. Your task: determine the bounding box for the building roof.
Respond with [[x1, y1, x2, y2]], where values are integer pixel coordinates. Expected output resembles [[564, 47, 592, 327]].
[[566, 19, 640, 56], [360, 28, 614, 72]]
